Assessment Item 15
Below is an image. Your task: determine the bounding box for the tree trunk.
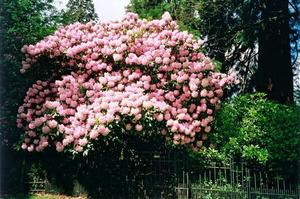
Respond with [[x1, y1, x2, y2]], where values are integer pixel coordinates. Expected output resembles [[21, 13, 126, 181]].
[[256, 0, 293, 103]]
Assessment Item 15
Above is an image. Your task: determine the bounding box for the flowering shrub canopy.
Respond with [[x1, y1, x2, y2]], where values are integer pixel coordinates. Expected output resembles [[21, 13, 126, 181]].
[[17, 12, 235, 153]]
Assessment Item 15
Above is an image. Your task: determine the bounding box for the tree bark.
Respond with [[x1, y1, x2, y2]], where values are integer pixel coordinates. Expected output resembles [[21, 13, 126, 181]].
[[256, 0, 293, 103]]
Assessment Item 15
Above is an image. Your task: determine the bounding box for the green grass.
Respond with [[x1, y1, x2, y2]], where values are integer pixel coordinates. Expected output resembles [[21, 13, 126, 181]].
[[3, 195, 55, 199], [2, 194, 83, 199], [3, 196, 55, 199]]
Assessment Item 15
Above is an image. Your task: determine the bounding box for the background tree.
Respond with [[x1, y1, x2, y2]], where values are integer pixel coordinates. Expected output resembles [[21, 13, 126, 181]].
[[0, 0, 60, 194], [256, 0, 296, 103], [62, 0, 98, 24]]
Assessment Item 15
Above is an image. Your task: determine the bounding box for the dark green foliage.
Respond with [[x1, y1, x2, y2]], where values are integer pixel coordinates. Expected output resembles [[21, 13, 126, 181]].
[[61, 0, 98, 24], [207, 93, 300, 176], [0, 0, 60, 145], [0, 0, 60, 194]]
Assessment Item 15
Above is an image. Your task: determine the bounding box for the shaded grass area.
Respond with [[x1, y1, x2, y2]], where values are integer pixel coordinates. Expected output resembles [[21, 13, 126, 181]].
[[2, 193, 87, 199]]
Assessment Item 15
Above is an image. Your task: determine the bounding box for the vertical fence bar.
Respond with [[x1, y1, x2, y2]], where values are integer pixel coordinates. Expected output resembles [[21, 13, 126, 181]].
[[246, 167, 251, 199], [186, 172, 190, 199]]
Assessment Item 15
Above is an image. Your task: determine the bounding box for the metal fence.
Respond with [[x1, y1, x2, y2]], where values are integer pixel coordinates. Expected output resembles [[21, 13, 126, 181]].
[[176, 160, 299, 199], [27, 151, 299, 199]]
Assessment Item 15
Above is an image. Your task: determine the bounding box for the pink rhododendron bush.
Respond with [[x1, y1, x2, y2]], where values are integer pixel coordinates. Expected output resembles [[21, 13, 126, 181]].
[[17, 12, 235, 154]]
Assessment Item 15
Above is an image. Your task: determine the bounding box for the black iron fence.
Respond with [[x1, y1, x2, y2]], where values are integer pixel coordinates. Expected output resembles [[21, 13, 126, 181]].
[[175, 159, 299, 199], [27, 151, 299, 199], [176, 169, 299, 199]]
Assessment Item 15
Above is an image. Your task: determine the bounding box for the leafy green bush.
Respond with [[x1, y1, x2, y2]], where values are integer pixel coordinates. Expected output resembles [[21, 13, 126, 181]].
[[206, 93, 300, 175], [192, 180, 246, 199]]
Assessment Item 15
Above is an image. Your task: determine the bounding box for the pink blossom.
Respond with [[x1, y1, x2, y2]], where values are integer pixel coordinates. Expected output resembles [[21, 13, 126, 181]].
[[135, 124, 143, 132], [162, 12, 172, 21], [56, 142, 64, 152], [21, 143, 27, 150], [28, 145, 34, 152], [48, 120, 58, 129], [113, 54, 123, 61], [90, 129, 99, 139], [204, 126, 211, 133], [156, 114, 164, 121], [79, 138, 88, 146], [125, 123, 132, 131]]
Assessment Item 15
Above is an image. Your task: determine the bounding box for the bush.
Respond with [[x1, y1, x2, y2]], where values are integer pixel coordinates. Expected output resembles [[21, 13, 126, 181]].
[[16, 12, 235, 154], [206, 93, 300, 176]]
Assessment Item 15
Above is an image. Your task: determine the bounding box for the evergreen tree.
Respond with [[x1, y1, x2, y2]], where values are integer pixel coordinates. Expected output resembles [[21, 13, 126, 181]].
[[0, 0, 60, 194], [256, 0, 294, 103], [0, 0, 60, 143], [62, 0, 98, 24]]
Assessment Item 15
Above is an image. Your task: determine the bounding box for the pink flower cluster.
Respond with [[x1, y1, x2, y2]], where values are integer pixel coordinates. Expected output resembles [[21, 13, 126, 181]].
[[17, 12, 235, 153]]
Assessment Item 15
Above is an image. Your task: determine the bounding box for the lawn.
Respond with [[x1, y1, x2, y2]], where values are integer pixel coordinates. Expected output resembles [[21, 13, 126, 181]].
[[2, 194, 87, 199]]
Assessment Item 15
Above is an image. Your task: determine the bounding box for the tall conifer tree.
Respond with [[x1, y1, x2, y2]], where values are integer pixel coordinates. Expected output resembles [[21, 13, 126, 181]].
[[63, 0, 98, 24], [256, 0, 293, 103]]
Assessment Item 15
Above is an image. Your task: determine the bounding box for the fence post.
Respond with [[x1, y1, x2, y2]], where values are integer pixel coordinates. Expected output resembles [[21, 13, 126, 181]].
[[246, 167, 251, 199], [187, 172, 192, 199], [230, 159, 234, 199]]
